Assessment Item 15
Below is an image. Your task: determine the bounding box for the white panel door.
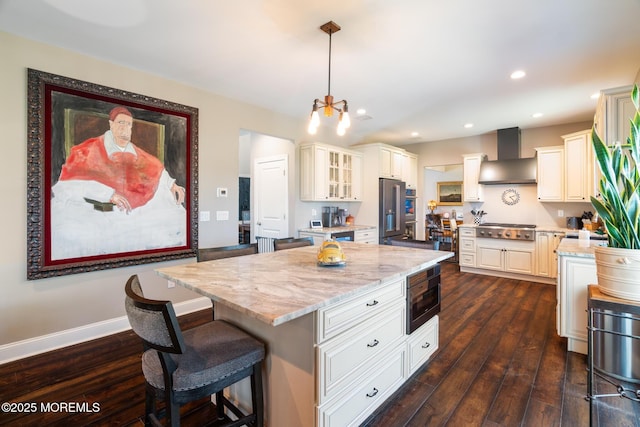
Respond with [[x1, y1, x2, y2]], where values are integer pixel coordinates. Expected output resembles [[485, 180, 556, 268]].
[[254, 155, 288, 239]]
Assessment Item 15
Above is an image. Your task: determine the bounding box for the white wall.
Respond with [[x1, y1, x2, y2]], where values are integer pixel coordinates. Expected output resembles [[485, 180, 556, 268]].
[[0, 31, 351, 350]]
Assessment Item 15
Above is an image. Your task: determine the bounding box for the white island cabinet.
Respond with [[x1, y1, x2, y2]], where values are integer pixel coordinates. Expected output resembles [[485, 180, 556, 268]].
[[556, 238, 605, 354], [156, 242, 452, 426]]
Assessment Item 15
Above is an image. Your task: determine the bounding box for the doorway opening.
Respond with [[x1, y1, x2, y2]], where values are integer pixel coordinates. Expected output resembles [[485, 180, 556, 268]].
[[238, 130, 294, 249]]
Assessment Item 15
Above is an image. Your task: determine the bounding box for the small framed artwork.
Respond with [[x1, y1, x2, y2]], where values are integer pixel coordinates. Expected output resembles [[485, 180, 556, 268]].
[[437, 181, 463, 206], [27, 69, 199, 279]]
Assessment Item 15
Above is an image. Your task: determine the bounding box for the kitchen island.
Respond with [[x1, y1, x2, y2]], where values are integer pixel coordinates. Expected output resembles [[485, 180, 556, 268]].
[[556, 237, 607, 354], [156, 242, 452, 426]]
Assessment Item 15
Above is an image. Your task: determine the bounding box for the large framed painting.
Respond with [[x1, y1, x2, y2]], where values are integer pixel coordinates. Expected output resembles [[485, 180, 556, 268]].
[[437, 181, 463, 206], [27, 69, 199, 280]]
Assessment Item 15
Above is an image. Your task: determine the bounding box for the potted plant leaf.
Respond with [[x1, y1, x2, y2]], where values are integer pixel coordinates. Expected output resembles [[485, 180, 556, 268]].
[[590, 84, 640, 300]]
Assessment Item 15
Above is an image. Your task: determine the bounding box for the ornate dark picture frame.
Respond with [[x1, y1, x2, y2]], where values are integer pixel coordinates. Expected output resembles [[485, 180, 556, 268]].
[[27, 69, 199, 280]]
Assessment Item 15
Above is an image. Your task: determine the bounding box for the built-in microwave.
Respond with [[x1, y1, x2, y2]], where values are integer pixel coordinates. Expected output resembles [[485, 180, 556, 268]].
[[407, 264, 441, 334]]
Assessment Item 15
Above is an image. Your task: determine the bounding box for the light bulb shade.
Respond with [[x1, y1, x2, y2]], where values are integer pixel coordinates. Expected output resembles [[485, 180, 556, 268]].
[[308, 122, 318, 134], [339, 111, 351, 129], [336, 123, 346, 136], [310, 109, 320, 128]]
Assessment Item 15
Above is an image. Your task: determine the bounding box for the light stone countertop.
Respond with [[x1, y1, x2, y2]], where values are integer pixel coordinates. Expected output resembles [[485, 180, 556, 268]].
[[156, 242, 453, 326], [298, 224, 376, 233], [556, 237, 607, 258]]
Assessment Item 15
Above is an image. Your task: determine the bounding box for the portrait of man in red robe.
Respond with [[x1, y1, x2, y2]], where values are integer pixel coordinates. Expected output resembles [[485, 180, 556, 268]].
[[50, 106, 187, 259]]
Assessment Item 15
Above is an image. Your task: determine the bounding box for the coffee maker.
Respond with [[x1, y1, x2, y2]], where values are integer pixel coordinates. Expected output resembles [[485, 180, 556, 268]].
[[338, 208, 348, 226], [322, 207, 346, 227]]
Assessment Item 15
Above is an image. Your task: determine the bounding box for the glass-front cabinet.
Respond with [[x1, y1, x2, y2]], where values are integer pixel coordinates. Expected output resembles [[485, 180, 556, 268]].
[[300, 142, 362, 202], [328, 150, 340, 199]]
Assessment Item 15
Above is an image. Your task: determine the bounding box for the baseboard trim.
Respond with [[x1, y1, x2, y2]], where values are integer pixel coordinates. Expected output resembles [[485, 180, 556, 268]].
[[0, 296, 211, 365]]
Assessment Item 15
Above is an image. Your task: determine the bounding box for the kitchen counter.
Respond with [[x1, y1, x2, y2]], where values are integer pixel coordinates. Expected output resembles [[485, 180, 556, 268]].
[[556, 237, 607, 258], [156, 242, 452, 426], [156, 241, 452, 326], [298, 224, 375, 233]]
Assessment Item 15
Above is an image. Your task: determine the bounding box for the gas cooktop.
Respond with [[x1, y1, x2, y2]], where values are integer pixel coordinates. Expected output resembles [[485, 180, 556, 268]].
[[475, 223, 536, 241]]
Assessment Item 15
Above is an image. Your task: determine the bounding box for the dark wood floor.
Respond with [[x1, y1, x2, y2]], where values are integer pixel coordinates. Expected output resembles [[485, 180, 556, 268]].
[[1, 264, 638, 426]]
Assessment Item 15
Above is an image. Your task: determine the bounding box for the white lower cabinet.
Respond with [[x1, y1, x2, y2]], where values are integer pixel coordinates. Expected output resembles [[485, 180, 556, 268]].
[[476, 239, 535, 275], [536, 231, 564, 278], [407, 315, 439, 375], [355, 228, 377, 244], [317, 303, 405, 403], [316, 278, 405, 343], [315, 269, 440, 426], [317, 344, 406, 427], [458, 227, 476, 268], [557, 254, 597, 354]]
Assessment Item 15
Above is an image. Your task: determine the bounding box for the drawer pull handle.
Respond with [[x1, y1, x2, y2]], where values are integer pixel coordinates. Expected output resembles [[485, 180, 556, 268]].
[[422, 342, 431, 349], [367, 339, 380, 348], [366, 387, 379, 398], [366, 300, 379, 307]]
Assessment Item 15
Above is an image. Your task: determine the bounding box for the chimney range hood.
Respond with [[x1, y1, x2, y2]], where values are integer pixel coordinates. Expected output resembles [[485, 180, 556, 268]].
[[478, 127, 537, 185]]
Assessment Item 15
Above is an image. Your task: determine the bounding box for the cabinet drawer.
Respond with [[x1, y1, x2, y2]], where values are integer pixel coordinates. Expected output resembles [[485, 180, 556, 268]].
[[354, 229, 377, 244], [459, 227, 475, 237], [459, 237, 476, 252], [317, 344, 406, 427], [407, 315, 438, 374], [317, 303, 405, 402], [316, 278, 405, 343], [459, 252, 476, 267]]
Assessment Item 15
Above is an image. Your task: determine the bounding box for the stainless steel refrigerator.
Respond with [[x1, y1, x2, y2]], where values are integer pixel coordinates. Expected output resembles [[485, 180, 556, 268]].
[[379, 178, 406, 244]]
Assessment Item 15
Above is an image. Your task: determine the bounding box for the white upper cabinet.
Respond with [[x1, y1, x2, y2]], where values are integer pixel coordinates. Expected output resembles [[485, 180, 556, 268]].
[[355, 143, 417, 187], [536, 129, 597, 203], [462, 153, 486, 202], [379, 146, 405, 179], [300, 142, 363, 202], [536, 146, 564, 202], [404, 152, 418, 189], [594, 85, 635, 146], [563, 129, 595, 202]]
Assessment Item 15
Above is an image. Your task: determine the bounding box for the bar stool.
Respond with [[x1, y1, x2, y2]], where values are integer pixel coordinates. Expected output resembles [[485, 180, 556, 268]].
[[124, 275, 265, 427]]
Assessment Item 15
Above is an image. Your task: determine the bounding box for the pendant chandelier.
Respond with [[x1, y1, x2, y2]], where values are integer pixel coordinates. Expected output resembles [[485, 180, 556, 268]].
[[308, 21, 350, 136]]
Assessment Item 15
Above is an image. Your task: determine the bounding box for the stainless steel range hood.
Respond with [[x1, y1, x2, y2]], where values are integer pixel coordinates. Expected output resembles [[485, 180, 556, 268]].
[[478, 127, 537, 185]]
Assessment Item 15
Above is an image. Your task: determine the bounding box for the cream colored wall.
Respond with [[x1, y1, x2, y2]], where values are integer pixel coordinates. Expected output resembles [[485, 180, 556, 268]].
[[0, 31, 352, 347], [0, 28, 614, 350]]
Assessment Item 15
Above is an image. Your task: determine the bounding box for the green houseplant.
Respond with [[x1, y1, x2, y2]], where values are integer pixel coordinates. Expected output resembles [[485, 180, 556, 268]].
[[590, 84, 640, 300]]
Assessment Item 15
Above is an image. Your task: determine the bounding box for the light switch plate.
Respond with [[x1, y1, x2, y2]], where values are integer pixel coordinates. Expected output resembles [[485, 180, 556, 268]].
[[216, 210, 229, 221], [199, 211, 210, 222]]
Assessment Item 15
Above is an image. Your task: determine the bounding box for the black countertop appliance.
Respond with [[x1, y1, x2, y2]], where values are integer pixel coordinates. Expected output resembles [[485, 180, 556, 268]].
[[567, 217, 583, 230]]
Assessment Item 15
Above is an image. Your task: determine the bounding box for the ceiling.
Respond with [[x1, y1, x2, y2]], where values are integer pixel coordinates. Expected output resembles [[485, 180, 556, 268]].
[[1, 0, 639, 145]]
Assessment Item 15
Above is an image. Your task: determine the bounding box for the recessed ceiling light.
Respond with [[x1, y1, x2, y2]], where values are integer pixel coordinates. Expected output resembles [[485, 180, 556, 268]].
[[411, 132, 419, 137], [464, 123, 474, 129], [356, 108, 367, 115], [532, 112, 543, 118], [590, 92, 600, 100], [510, 70, 526, 79]]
